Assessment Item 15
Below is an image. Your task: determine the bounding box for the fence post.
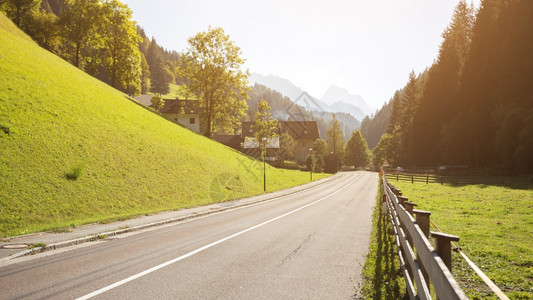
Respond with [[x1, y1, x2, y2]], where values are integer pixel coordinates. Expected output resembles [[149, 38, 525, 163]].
[[414, 210, 431, 238], [426, 175, 429, 184], [431, 231, 460, 272], [404, 201, 417, 215], [411, 175, 414, 183], [398, 196, 408, 207], [414, 209, 432, 293]]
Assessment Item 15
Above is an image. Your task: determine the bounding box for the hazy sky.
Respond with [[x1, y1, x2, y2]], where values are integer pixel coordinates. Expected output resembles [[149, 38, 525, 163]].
[[122, 0, 479, 109]]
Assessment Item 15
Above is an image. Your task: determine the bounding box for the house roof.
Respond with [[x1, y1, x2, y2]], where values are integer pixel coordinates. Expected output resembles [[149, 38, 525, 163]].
[[133, 94, 152, 106], [280, 121, 319, 140], [160, 99, 202, 115], [241, 121, 319, 140], [213, 135, 242, 150]]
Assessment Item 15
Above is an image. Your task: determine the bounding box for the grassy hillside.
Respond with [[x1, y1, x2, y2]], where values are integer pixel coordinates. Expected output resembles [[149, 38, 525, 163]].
[[0, 13, 328, 238]]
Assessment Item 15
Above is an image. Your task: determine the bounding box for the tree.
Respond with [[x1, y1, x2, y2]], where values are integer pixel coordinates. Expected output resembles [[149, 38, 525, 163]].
[[312, 138, 329, 173], [253, 99, 278, 158], [326, 114, 345, 172], [360, 100, 393, 149], [345, 130, 371, 169], [139, 52, 150, 94], [373, 133, 394, 168], [409, 0, 475, 167], [150, 93, 164, 111], [99, 0, 141, 95], [279, 131, 295, 161], [397, 70, 421, 166], [27, 7, 60, 51], [180, 27, 250, 137], [0, 0, 40, 29], [59, 0, 101, 68], [452, 0, 533, 171], [146, 38, 173, 94]]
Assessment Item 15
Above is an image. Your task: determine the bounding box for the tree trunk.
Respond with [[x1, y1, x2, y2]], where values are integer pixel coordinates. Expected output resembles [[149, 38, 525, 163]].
[[75, 42, 80, 68]]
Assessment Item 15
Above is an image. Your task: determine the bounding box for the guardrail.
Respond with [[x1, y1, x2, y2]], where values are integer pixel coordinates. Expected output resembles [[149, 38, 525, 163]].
[[386, 173, 505, 185], [382, 174, 467, 299]]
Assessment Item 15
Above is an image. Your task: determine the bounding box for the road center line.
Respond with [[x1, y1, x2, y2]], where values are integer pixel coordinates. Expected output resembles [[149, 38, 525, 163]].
[[77, 173, 362, 300]]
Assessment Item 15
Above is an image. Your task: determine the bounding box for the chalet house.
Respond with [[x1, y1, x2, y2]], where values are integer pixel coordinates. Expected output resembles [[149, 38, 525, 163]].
[[159, 99, 206, 135], [241, 122, 280, 161], [280, 121, 319, 163], [239, 120, 319, 164]]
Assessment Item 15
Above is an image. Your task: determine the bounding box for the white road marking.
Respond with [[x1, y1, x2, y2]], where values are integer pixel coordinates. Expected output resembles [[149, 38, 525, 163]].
[[76, 173, 362, 300]]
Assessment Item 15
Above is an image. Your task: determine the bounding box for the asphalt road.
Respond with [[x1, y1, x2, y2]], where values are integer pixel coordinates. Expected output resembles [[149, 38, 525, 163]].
[[0, 171, 377, 299]]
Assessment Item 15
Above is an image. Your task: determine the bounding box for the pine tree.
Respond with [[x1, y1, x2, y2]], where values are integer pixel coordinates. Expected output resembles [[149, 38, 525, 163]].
[[326, 114, 345, 172], [410, 0, 475, 167], [146, 38, 172, 94]]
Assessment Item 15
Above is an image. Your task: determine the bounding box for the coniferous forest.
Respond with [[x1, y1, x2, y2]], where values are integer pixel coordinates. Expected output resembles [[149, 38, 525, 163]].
[[370, 0, 533, 174]]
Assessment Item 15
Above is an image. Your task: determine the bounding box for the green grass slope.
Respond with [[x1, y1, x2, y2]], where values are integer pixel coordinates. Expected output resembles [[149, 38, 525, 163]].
[[0, 13, 328, 237]]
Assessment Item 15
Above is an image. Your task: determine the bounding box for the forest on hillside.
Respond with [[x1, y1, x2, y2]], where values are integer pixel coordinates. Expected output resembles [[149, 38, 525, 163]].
[[0, 0, 180, 96], [360, 100, 392, 149], [369, 0, 533, 174]]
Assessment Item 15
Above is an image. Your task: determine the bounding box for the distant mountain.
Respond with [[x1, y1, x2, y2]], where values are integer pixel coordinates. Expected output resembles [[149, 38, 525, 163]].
[[249, 73, 374, 121], [320, 85, 375, 116], [249, 73, 304, 100]]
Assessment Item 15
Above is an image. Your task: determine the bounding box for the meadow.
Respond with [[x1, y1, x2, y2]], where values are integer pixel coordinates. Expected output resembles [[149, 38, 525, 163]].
[[389, 179, 533, 299]]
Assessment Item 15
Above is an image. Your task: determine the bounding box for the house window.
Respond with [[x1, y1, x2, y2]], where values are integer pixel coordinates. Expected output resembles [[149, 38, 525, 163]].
[[304, 129, 308, 134], [249, 129, 253, 133], [301, 142, 306, 147], [190, 117, 196, 124]]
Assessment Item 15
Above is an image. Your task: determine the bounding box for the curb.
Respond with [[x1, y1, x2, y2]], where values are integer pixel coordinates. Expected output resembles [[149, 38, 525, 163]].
[[1, 173, 342, 262]]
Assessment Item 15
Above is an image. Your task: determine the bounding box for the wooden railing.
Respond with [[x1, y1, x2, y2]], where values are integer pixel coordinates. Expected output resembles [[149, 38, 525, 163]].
[[382, 174, 468, 299], [386, 172, 505, 185]]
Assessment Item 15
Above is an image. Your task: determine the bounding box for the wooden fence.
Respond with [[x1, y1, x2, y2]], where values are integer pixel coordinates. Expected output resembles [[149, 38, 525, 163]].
[[382, 174, 468, 299], [386, 172, 505, 185]]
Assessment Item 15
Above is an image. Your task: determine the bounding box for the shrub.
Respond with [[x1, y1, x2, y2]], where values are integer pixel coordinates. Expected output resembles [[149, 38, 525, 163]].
[[65, 163, 83, 180]]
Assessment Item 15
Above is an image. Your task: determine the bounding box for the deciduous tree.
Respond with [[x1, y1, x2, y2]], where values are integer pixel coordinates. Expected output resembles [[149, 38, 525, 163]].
[[253, 99, 278, 159], [99, 0, 141, 95], [345, 129, 371, 169], [180, 27, 249, 137], [279, 131, 295, 161], [59, 0, 101, 68], [150, 93, 164, 111], [312, 138, 329, 172], [0, 0, 40, 29]]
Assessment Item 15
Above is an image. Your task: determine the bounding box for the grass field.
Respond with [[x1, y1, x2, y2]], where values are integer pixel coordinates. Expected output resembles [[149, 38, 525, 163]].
[[389, 179, 533, 299], [0, 13, 329, 238]]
